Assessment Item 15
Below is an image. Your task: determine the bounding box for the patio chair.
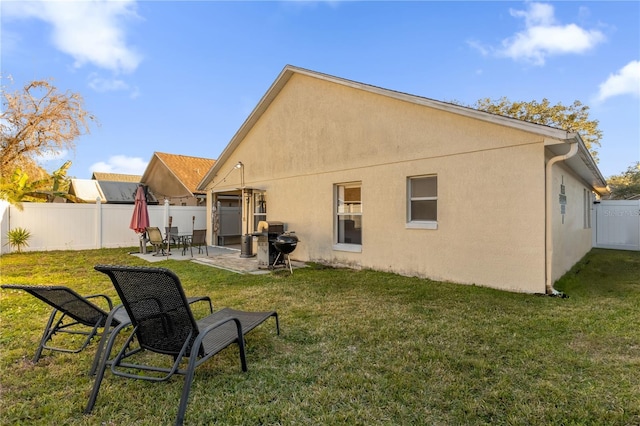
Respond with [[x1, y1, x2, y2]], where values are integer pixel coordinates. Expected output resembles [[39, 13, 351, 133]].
[[165, 226, 179, 247], [0, 284, 213, 375], [146, 226, 166, 255], [85, 265, 279, 426], [184, 229, 208, 257]]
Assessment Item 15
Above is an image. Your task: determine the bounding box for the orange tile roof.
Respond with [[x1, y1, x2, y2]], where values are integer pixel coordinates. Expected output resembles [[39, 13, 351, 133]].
[[154, 152, 216, 194], [91, 172, 141, 182]]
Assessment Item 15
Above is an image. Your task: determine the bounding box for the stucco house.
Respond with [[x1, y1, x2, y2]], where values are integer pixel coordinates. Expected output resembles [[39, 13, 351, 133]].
[[197, 65, 609, 294], [141, 152, 215, 206]]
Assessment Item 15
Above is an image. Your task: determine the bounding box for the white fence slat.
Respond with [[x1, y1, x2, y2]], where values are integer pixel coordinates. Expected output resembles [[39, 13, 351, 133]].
[[593, 200, 640, 251]]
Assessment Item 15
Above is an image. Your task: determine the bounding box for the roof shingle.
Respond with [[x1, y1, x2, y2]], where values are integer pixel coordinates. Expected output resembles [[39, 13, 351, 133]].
[[154, 152, 215, 194]]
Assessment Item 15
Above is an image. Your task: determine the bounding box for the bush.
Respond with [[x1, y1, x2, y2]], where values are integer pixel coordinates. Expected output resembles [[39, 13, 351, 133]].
[[5, 227, 31, 253]]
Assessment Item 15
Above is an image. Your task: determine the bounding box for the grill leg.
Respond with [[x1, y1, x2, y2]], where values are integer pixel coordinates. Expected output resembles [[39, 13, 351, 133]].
[[286, 253, 293, 274], [272, 252, 282, 269]]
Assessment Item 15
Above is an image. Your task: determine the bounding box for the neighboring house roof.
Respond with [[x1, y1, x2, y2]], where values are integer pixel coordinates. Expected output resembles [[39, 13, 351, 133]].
[[141, 152, 216, 199], [99, 181, 156, 204], [91, 172, 141, 182], [69, 179, 105, 203], [69, 179, 158, 204], [197, 65, 608, 195]]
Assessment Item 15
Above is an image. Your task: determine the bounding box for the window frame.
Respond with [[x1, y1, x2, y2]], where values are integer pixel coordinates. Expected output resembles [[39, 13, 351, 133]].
[[333, 182, 363, 252], [406, 174, 438, 230], [252, 191, 267, 232]]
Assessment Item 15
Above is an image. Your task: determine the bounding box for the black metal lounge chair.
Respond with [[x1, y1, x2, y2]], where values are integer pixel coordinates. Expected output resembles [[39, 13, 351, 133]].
[[0, 284, 213, 375], [0, 284, 130, 366], [85, 265, 279, 426]]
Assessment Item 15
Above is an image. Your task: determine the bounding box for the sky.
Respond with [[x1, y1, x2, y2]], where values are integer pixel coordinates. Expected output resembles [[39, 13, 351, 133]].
[[2, 0, 639, 180]]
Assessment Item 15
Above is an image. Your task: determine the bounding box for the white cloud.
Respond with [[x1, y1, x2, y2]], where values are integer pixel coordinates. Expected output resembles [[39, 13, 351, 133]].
[[467, 39, 490, 57], [484, 2, 605, 66], [88, 74, 130, 92], [87, 73, 141, 97], [4, 0, 142, 74], [37, 150, 69, 164], [595, 61, 640, 102], [90, 155, 148, 175], [511, 2, 556, 27]]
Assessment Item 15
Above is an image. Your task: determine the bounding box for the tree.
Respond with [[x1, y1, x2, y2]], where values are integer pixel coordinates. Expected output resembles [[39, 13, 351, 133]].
[[1, 78, 95, 181], [0, 161, 83, 210], [471, 97, 602, 162], [607, 162, 640, 200]]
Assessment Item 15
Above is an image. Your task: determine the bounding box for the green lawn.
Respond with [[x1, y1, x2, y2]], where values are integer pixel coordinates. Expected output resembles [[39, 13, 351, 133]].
[[1, 248, 639, 425]]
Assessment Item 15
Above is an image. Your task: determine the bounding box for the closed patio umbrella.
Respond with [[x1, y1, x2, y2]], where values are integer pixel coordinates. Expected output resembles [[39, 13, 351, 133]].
[[130, 186, 150, 253]]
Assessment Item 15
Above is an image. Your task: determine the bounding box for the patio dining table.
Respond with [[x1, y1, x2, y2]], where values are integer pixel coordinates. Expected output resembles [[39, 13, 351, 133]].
[[166, 231, 193, 255], [171, 232, 193, 255]]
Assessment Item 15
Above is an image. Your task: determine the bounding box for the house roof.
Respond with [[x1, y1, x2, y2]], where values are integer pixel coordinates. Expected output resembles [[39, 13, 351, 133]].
[[141, 152, 216, 198], [197, 65, 608, 195], [98, 181, 154, 204], [69, 179, 105, 203], [69, 179, 158, 204], [91, 172, 141, 182]]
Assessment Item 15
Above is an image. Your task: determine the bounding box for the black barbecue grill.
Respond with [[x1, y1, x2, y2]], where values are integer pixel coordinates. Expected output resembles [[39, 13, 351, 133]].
[[273, 232, 299, 273], [253, 221, 299, 273]]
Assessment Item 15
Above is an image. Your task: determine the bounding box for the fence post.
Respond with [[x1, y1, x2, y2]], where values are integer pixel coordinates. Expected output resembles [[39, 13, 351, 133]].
[[0, 201, 10, 254], [96, 197, 102, 248], [164, 199, 170, 227]]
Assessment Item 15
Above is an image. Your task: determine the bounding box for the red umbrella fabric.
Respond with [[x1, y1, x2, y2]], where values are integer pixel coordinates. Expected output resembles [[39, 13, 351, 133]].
[[130, 186, 150, 234]]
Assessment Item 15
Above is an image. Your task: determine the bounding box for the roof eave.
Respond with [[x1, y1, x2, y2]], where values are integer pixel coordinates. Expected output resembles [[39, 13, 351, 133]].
[[546, 133, 609, 196], [197, 65, 610, 196], [197, 67, 297, 191]]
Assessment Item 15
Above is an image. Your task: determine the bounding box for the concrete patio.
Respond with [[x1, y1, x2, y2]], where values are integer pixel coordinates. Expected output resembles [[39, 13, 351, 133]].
[[130, 245, 305, 274]]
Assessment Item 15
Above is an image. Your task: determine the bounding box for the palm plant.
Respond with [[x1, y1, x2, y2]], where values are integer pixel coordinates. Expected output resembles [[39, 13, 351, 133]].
[[5, 227, 31, 253], [0, 161, 83, 210]]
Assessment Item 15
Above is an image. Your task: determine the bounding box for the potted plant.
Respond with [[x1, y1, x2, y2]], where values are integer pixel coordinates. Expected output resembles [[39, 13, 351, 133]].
[[6, 227, 31, 253]]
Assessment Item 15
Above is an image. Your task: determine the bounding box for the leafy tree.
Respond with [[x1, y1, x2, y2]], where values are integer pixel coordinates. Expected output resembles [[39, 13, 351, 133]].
[[0, 161, 83, 209], [1, 78, 95, 202], [607, 162, 640, 200], [472, 97, 602, 161]]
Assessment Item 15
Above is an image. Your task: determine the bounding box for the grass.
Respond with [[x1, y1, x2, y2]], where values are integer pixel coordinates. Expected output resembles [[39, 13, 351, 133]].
[[1, 248, 639, 425]]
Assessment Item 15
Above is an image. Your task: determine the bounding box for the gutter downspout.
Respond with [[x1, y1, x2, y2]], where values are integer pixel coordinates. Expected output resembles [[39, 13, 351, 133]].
[[545, 137, 579, 295]]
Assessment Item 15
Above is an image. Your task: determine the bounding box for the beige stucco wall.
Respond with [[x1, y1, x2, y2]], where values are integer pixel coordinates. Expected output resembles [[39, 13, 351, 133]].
[[206, 73, 556, 293], [549, 160, 594, 283]]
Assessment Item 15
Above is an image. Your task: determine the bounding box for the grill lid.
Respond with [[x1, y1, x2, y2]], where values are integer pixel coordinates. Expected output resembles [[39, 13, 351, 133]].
[[273, 232, 299, 254]]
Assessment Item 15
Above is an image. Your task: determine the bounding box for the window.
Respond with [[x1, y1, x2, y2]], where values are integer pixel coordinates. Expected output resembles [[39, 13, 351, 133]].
[[335, 183, 362, 248], [253, 192, 266, 232], [407, 175, 437, 229]]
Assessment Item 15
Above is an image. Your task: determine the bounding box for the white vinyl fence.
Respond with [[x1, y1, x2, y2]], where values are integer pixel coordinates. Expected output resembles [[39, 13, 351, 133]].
[[0, 200, 206, 254], [593, 200, 640, 251]]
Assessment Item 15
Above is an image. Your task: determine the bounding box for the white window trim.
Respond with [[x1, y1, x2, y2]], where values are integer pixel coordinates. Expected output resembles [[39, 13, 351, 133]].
[[334, 182, 362, 248], [407, 175, 438, 228], [406, 221, 438, 230], [332, 243, 363, 253]]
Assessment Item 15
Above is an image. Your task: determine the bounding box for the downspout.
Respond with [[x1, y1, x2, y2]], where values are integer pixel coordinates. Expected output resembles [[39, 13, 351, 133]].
[[545, 137, 579, 295]]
